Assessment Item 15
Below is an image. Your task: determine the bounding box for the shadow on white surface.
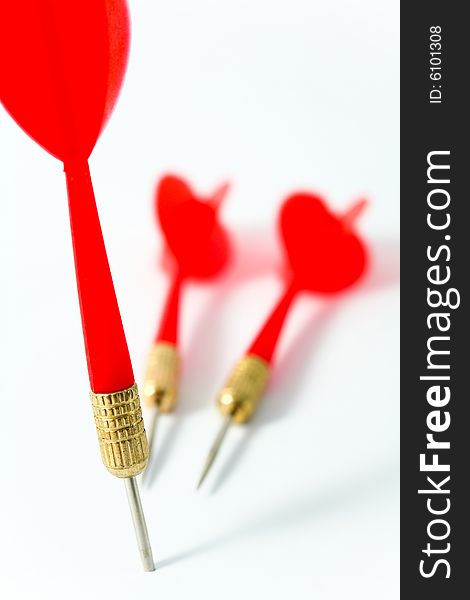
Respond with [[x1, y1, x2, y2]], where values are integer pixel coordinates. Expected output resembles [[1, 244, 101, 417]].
[[157, 457, 398, 569]]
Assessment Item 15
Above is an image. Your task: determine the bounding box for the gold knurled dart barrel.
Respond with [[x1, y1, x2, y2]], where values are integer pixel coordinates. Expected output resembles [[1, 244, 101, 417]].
[[91, 384, 149, 478], [197, 354, 270, 489], [90, 383, 154, 571], [143, 342, 180, 412], [217, 354, 270, 423]]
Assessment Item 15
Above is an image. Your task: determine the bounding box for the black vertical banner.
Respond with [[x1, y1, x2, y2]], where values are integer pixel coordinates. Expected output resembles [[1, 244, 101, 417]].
[[401, 2, 468, 598]]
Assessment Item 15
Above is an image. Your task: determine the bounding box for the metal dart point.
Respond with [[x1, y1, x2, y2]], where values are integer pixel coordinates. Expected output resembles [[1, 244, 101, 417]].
[[142, 408, 160, 484], [197, 413, 233, 489], [147, 408, 160, 455], [124, 477, 155, 571]]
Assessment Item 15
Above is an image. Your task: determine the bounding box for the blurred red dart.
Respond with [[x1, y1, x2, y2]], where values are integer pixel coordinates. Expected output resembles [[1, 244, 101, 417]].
[[197, 192, 368, 489], [0, 0, 154, 570], [249, 193, 368, 362], [143, 174, 231, 463]]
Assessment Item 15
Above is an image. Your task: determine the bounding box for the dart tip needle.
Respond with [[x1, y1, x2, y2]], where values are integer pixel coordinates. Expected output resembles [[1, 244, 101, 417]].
[[124, 477, 155, 571], [196, 459, 211, 490], [141, 408, 160, 487], [196, 413, 233, 490], [144, 406, 160, 460]]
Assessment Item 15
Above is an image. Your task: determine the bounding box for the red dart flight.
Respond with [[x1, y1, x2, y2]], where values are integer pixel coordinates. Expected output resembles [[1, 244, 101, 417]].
[[0, 0, 133, 392]]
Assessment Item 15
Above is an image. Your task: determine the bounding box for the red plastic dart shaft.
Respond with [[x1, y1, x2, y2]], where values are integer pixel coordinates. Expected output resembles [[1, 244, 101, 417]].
[[65, 160, 134, 392], [197, 194, 368, 489], [247, 282, 298, 364], [155, 272, 184, 345]]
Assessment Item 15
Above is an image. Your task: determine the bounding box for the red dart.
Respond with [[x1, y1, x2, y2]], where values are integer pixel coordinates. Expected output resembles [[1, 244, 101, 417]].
[[0, 0, 154, 570], [143, 174, 231, 462], [197, 192, 368, 488]]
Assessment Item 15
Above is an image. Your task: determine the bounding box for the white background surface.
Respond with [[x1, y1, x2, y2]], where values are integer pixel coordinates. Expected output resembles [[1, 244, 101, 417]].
[[0, 0, 399, 598]]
